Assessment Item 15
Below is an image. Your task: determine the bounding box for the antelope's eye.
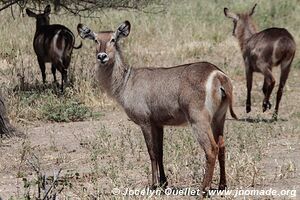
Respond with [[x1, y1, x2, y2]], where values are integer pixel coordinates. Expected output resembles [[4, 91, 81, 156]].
[[110, 38, 115, 43], [94, 39, 99, 44]]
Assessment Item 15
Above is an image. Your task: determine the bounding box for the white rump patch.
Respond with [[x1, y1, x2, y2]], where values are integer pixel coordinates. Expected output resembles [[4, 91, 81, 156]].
[[272, 40, 279, 66], [52, 30, 64, 62], [205, 70, 225, 117]]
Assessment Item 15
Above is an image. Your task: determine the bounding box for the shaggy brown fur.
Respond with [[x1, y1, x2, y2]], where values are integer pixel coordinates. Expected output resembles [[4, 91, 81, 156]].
[[224, 4, 296, 119], [26, 5, 82, 91], [78, 21, 237, 195]]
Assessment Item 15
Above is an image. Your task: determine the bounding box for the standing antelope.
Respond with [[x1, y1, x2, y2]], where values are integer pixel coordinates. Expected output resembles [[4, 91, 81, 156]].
[[224, 4, 296, 120], [77, 21, 237, 194], [26, 5, 82, 91]]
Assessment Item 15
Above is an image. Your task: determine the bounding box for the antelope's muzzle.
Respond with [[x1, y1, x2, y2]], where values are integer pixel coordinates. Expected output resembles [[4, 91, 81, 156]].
[[97, 53, 109, 64]]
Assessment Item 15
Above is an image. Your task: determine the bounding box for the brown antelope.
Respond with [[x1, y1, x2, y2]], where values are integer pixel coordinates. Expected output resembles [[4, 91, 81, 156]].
[[26, 5, 82, 91], [224, 4, 296, 120], [77, 21, 237, 194]]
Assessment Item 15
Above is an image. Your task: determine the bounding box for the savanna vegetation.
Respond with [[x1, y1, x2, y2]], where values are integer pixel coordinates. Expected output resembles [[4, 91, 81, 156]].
[[0, 0, 299, 199]]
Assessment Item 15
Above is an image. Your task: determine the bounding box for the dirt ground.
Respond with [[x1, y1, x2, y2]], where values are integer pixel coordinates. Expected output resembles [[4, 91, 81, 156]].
[[0, 69, 300, 200]]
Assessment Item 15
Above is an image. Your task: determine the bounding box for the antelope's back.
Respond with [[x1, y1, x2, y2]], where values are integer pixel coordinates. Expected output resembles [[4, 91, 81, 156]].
[[33, 24, 75, 62], [123, 62, 227, 125], [246, 28, 296, 64]]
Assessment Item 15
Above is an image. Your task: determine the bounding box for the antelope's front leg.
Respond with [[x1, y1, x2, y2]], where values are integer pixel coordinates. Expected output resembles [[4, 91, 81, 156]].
[[140, 124, 160, 189]]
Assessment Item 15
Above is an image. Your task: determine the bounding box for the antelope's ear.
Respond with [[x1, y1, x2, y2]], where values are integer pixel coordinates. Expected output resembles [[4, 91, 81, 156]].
[[26, 8, 37, 18], [224, 7, 239, 21], [115, 21, 131, 41], [77, 24, 97, 41], [44, 5, 51, 15], [249, 4, 257, 16]]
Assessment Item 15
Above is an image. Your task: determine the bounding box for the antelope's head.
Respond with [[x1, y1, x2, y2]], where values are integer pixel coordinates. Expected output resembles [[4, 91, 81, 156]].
[[224, 4, 257, 38], [26, 5, 51, 27], [77, 21, 131, 66]]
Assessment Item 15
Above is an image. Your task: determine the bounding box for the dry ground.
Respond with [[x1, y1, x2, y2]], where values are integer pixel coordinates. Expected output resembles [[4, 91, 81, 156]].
[[0, 0, 300, 199], [0, 68, 299, 200]]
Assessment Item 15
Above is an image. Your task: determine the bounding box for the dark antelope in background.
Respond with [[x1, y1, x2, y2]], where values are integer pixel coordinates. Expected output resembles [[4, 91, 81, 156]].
[[224, 4, 296, 120], [77, 21, 237, 194], [26, 5, 82, 91]]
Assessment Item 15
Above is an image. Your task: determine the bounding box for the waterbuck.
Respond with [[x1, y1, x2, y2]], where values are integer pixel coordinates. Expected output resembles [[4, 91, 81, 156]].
[[224, 4, 296, 120], [77, 21, 237, 194], [26, 5, 82, 91]]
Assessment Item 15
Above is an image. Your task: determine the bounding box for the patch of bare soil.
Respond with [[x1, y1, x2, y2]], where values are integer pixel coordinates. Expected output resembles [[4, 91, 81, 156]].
[[0, 110, 299, 199], [0, 111, 132, 199], [260, 136, 300, 194]]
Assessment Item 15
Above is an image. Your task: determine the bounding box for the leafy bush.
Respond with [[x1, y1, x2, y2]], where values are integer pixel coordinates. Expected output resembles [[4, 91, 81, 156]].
[[9, 89, 94, 123], [42, 99, 90, 122]]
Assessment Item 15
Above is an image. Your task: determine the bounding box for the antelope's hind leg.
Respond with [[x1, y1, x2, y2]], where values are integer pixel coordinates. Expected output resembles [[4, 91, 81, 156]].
[[51, 63, 60, 89], [54, 61, 68, 92], [245, 67, 253, 113], [51, 64, 57, 83], [212, 113, 227, 190], [37, 57, 46, 84], [261, 67, 275, 112], [273, 59, 292, 120], [189, 110, 219, 196]]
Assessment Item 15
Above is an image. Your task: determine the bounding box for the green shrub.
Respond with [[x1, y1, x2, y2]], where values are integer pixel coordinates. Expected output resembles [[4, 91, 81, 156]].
[[42, 99, 90, 122]]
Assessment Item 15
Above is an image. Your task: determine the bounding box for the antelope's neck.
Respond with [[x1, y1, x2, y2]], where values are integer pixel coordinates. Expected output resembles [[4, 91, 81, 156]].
[[96, 52, 131, 102], [237, 22, 257, 52], [34, 25, 46, 37]]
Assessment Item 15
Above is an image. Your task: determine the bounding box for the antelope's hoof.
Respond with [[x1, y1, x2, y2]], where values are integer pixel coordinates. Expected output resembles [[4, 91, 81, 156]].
[[159, 181, 168, 188], [201, 187, 212, 198], [149, 185, 158, 190], [262, 101, 272, 112], [246, 105, 251, 113], [272, 112, 278, 121], [218, 184, 227, 191], [202, 190, 208, 198], [268, 102, 272, 109], [53, 81, 59, 87]]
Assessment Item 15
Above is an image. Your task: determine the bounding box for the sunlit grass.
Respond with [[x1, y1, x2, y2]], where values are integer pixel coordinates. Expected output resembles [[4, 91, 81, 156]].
[[0, 0, 299, 123]]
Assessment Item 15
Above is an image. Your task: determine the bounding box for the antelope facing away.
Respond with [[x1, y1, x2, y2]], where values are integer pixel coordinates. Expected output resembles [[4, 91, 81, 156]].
[[26, 5, 82, 91], [224, 4, 296, 120], [77, 21, 237, 194]]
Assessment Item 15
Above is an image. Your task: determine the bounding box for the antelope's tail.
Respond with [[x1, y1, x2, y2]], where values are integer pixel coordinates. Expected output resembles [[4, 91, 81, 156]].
[[73, 41, 82, 49], [222, 78, 238, 120]]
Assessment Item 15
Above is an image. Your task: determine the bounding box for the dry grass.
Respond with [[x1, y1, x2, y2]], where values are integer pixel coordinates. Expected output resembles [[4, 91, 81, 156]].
[[1, 0, 299, 123], [2, 107, 298, 199], [0, 0, 300, 199]]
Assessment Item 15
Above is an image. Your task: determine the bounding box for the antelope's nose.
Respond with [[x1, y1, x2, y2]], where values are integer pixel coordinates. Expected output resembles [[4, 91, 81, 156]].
[[97, 53, 109, 64]]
